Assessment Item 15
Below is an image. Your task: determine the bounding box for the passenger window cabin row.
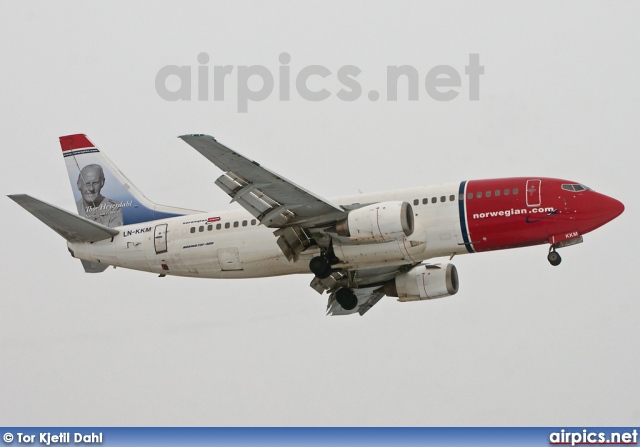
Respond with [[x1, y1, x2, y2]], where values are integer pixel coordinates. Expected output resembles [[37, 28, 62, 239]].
[[412, 188, 519, 206], [190, 219, 257, 234], [467, 188, 519, 200], [413, 195, 457, 206]]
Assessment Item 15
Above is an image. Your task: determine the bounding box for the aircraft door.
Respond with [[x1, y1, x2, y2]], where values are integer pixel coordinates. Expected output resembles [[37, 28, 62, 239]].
[[526, 179, 541, 207], [154, 223, 168, 254]]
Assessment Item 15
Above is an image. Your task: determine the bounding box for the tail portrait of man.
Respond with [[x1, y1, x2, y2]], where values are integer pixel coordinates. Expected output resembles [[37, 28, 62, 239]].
[[75, 164, 124, 228]]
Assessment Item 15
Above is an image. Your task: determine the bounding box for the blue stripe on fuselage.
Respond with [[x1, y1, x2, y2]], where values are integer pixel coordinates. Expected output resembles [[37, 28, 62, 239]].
[[458, 181, 474, 253]]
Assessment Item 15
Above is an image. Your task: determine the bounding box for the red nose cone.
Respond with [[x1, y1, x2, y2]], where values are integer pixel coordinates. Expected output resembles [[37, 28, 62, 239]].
[[602, 195, 625, 223]]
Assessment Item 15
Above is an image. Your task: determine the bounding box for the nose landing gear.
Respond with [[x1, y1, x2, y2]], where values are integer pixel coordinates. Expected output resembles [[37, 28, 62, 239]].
[[547, 246, 562, 266]]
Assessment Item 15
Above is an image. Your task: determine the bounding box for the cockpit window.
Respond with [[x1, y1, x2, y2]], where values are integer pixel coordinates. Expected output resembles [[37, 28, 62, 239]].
[[562, 183, 593, 192]]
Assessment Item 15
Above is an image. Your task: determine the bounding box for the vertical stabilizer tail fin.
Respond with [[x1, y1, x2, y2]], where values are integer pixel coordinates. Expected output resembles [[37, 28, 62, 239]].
[[60, 134, 201, 228]]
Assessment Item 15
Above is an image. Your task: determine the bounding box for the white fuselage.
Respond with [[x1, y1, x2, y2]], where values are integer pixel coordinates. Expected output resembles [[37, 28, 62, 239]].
[[69, 184, 467, 278]]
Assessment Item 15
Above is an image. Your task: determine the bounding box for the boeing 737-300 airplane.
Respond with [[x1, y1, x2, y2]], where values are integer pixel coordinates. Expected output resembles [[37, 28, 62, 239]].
[[9, 134, 625, 315]]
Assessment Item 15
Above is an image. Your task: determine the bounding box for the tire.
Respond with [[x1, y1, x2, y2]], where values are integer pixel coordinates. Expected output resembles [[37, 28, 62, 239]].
[[309, 256, 332, 279], [335, 288, 358, 310], [547, 251, 561, 266]]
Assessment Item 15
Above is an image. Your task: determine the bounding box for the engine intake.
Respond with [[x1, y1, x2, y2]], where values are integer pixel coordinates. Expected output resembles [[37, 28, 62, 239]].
[[336, 201, 414, 242], [382, 263, 459, 301]]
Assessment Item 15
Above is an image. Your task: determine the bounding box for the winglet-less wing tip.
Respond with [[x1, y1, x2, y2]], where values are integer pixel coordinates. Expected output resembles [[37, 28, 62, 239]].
[[178, 134, 214, 140]]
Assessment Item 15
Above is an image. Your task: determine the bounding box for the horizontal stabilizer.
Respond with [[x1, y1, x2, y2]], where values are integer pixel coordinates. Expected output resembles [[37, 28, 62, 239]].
[[8, 194, 119, 243]]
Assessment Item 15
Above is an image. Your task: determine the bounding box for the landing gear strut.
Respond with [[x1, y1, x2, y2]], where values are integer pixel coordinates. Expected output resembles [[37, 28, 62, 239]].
[[335, 287, 358, 310], [547, 247, 561, 266]]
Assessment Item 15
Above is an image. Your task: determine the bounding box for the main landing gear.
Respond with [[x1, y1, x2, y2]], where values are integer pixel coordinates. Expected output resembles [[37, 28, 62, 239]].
[[309, 243, 340, 279], [335, 287, 358, 311], [309, 244, 357, 311], [309, 256, 332, 279], [547, 246, 562, 266], [310, 257, 358, 310]]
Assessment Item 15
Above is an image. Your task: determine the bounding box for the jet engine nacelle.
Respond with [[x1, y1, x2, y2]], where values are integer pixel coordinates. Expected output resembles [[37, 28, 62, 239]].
[[382, 263, 459, 301], [336, 201, 414, 242]]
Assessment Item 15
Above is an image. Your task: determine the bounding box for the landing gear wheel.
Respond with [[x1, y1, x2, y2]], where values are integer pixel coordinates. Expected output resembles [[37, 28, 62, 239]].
[[335, 288, 358, 311], [309, 256, 332, 279], [547, 250, 561, 266]]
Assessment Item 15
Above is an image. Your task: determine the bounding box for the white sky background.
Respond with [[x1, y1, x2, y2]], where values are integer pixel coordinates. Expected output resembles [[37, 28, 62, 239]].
[[1, 1, 638, 425]]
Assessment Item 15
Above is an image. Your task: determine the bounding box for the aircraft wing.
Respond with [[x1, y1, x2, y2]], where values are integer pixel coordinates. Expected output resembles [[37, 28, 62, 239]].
[[179, 135, 346, 228], [8, 194, 119, 243]]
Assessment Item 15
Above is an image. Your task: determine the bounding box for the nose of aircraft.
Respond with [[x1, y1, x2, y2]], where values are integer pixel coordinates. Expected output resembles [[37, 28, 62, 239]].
[[571, 190, 624, 234], [601, 194, 625, 223]]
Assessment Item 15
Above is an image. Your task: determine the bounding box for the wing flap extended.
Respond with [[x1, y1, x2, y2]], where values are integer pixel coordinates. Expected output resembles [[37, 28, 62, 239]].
[[179, 134, 346, 228], [8, 194, 119, 243]]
